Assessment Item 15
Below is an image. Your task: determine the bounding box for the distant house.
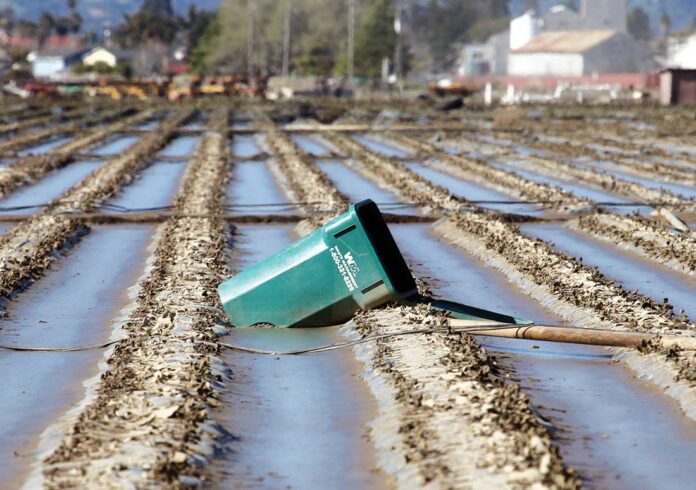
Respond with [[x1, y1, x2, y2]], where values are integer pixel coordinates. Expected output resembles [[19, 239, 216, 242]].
[[456, 30, 509, 76], [30, 47, 90, 79], [82, 46, 132, 69], [665, 33, 696, 69], [508, 31, 644, 77]]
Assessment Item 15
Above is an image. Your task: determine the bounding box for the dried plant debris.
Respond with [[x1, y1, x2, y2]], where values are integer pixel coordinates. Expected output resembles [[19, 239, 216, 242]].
[[575, 213, 696, 276], [263, 123, 348, 223], [42, 110, 230, 488], [0, 109, 154, 199], [349, 306, 579, 489], [0, 110, 193, 302]]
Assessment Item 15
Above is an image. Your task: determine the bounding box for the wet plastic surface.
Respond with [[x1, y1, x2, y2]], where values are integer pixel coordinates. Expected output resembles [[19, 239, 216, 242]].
[[491, 161, 649, 214], [291, 134, 332, 156], [232, 135, 263, 159], [405, 161, 542, 215], [392, 224, 696, 489], [352, 134, 412, 158]]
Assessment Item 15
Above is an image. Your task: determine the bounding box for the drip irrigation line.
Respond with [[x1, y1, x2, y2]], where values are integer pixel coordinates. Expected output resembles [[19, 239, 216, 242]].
[[0, 200, 691, 215], [0, 324, 521, 354], [2, 323, 692, 355]]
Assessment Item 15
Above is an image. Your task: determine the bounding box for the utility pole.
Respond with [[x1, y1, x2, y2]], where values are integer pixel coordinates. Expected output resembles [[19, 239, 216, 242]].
[[394, 0, 403, 91], [247, 0, 256, 85], [347, 0, 355, 85], [282, 1, 291, 78]]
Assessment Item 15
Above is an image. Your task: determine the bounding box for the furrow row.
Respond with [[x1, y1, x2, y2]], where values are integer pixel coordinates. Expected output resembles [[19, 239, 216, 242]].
[[0, 106, 130, 155], [0, 106, 86, 136], [0, 110, 192, 301], [454, 132, 692, 207], [42, 109, 231, 488], [328, 135, 695, 410], [0, 109, 153, 200], [386, 131, 589, 210], [263, 125, 347, 221], [279, 130, 580, 487], [351, 306, 579, 489]]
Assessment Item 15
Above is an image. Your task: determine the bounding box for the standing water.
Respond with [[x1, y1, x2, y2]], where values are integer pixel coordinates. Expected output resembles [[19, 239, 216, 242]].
[[0, 161, 103, 214], [317, 159, 416, 214], [213, 225, 385, 489], [0, 225, 154, 487], [391, 224, 696, 488]]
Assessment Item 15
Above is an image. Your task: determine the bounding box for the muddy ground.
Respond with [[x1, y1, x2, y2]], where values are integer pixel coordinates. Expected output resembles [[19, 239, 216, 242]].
[[0, 99, 693, 489]]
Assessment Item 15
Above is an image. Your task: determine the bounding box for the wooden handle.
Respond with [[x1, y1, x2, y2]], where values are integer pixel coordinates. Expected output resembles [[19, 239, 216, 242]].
[[447, 320, 696, 350]]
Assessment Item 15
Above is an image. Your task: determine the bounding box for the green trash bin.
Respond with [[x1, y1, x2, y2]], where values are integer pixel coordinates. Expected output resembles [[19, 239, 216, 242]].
[[219, 199, 418, 327]]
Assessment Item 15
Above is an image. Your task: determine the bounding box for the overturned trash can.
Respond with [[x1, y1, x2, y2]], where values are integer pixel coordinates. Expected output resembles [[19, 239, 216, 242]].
[[219, 199, 418, 327]]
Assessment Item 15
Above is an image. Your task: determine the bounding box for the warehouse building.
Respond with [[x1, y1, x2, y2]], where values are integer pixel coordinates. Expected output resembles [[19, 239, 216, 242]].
[[508, 30, 644, 77]]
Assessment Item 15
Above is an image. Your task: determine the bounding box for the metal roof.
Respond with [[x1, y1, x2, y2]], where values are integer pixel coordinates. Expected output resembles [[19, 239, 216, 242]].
[[511, 31, 617, 54]]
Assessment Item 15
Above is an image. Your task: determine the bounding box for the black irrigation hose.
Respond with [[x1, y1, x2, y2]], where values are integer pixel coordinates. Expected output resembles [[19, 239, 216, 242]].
[[0, 324, 524, 355], [0, 200, 689, 214]]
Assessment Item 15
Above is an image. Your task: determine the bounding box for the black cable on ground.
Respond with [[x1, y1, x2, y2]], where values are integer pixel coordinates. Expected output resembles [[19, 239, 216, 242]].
[[0, 323, 525, 355]]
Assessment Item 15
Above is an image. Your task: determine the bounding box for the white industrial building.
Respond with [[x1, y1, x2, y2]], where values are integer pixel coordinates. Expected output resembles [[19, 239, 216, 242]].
[[508, 31, 643, 77], [665, 33, 696, 69], [456, 0, 632, 77]]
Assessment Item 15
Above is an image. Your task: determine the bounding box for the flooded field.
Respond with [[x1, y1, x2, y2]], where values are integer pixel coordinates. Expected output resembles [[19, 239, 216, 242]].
[[0, 100, 693, 489]]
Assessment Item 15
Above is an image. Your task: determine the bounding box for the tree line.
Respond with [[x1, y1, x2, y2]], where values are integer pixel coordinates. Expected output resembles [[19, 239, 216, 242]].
[[193, 0, 511, 78]]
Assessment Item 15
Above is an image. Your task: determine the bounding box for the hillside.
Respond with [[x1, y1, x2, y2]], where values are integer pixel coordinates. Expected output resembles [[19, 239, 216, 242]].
[[510, 0, 695, 32], [0, 0, 220, 29]]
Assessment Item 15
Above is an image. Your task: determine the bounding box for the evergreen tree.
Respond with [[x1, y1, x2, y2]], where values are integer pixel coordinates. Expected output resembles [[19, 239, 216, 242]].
[[354, 0, 397, 78], [628, 7, 652, 40]]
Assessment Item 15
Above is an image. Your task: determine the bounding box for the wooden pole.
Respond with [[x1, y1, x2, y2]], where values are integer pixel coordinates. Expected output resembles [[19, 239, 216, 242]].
[[347, 0, 355, 85], [282, 1, 291, 78], [448, 319, 696, 350]]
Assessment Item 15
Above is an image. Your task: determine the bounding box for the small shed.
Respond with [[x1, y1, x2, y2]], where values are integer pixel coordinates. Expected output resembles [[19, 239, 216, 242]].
[[660, 68, 696, 106]]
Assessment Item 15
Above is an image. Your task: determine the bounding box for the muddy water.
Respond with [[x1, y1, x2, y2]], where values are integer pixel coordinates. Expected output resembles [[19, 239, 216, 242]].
[[596, 165, 696, 199], [226, 161, 296, 215], [232, 135, 263, 159], [405, 161, 541, 215], [391, 224, 696, 489], [17, 136, 72, 156], [159, 136, 200, 158], [521, 223, 696, 320], [352, 134, 412, 158], [89, 134, 140, 156], [134, 119, 161, 131], [291, 134, 332, 156], [0, 161, 103, 214], [0, 225, 153, 487], [105, 161, 186, 211], [317, 159, 416, 214], [491, 161, 649, 214], [214, 225, 384, 489]]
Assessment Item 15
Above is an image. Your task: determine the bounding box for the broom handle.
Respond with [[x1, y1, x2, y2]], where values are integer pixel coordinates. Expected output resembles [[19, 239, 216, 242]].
[[448, 320, 696, 350]]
